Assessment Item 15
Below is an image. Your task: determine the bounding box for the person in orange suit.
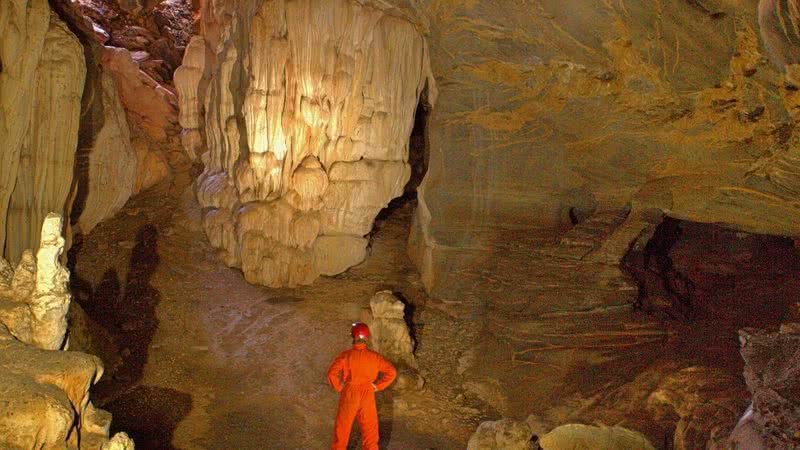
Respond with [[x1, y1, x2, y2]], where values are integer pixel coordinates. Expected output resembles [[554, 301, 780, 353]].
[[327, 322, 397, 450]]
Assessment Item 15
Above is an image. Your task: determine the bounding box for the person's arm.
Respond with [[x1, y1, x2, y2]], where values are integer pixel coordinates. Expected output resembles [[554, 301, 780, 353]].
[[327, 353, 346, 392], [373, 356, 397, 391]]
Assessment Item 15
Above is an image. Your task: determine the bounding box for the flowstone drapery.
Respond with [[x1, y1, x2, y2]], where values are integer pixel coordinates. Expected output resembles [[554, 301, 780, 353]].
[[177, 0, 434, 287]]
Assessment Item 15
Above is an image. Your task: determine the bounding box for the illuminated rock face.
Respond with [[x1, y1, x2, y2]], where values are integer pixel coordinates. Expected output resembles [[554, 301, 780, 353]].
[[0, 0, 85, 262], [0, 214, 133, 449], [178, 0, 433, 287]]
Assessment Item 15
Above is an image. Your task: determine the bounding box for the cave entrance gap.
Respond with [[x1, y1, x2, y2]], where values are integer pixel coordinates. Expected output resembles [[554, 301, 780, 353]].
[[622, 217, 800, 367], [374, 84, 431, 224]]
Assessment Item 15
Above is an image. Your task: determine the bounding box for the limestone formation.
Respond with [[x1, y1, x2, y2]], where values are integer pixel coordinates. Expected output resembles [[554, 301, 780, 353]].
[[179, 0, 433, 287], [361, 290, 423, 390], [467, 418, 657, 450], [101, 45, 179, 144], [0, 0, 157, 260], [645, 366, 743, 449], [0, 216, 70, 351], [174, 36, 208, 161], [409, 0, 800, 297], [0, 0, 86, 262], [100, 44, 186, 194], [101, 432, 136, 450], [367, 291, 416, 369], [467, 418, 536, 450], [79, 72, 139, 234], [538, 424, 656, 450], [732, 322, 800, 449], [0, 214, 133, 449]]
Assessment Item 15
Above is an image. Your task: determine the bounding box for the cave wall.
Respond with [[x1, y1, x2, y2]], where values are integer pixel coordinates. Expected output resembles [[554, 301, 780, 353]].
[[0, 0, 184, 262], [409, 0, 800, 294], [178, 0, 433, 287], [0, 0, 86, 262], [180, 0, 800, 293], [77, 72, 139, 234]]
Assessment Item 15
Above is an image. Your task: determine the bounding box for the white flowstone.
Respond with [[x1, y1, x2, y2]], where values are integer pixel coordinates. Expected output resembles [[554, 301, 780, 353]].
[[368, 291, 416, 369], [30, 214, 70, 351], [183, 0, 433, 287], [0, 214, 133, 449]]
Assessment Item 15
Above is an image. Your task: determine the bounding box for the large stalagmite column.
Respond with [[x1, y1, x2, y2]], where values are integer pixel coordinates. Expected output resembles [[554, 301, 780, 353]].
[[177, 0, 434, 287]]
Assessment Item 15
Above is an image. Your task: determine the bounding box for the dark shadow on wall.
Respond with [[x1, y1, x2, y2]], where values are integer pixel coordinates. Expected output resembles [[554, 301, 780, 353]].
[[623, 217, 694, 322], [81, 224, 161, 388]]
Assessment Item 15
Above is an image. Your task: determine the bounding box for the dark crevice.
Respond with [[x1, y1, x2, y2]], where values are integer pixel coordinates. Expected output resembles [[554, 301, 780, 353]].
[[48, 0, 109, 236], [624, 218, 694, 322], [623, 217, 800, 327], [373, 85, 431, 228], [392, 291, 418, 353]]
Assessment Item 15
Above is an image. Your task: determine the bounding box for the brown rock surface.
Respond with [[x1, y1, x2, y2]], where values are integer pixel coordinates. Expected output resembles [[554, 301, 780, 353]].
[[74, 0, 194, 82], [101, 46, 179, 143], [408, 0, 800, 297], [538, 424, 656, 450], [367, 291, 417, 370], [78, 72, 139, 235], [735, 322, 800, 448]]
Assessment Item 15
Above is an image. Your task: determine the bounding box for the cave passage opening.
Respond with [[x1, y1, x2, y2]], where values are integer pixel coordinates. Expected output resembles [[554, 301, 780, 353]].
[[374, 85, 431, 226], [622, 217, 800, 367], [74, 0, 195, 85]]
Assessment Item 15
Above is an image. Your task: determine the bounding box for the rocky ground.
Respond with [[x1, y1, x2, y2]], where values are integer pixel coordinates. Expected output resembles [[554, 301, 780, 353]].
[[68, 179, 485, 449], [67, 176, 800, 449]]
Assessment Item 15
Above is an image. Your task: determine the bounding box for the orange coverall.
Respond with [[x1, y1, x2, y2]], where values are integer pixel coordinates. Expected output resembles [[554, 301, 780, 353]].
[[327, 343, 397, 450]]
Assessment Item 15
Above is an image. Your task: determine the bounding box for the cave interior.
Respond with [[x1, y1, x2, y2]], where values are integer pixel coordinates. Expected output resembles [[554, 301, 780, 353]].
[[1, 0, 799, 449]]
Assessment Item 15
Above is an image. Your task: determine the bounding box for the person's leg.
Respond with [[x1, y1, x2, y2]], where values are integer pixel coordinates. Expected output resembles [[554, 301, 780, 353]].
[[332, 390, 358, 450], [356, 391, 379, 450]]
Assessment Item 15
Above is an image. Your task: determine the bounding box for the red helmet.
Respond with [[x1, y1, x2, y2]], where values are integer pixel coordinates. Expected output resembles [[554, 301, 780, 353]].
[[351, 322, 370, 339]]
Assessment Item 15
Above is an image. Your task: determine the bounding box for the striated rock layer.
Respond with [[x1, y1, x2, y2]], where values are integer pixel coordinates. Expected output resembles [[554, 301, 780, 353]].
[[0, 0, 86, 262], [409, 0, 800, 296], [77, 71, 139, 235], [178, 0, 433, 287], [0, 214, 133, 449]]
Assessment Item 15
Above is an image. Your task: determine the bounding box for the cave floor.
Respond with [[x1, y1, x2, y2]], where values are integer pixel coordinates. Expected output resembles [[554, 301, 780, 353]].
[[69, 182, 483, 449], [68, 180, 799, 449]]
